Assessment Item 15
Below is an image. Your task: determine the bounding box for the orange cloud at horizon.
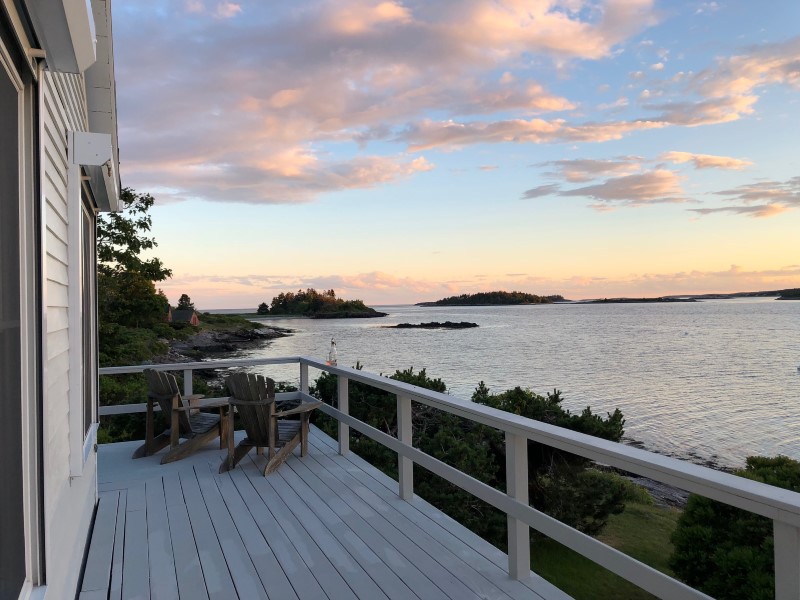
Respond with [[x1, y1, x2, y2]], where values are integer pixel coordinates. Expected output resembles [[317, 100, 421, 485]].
[[156, 265, 800, 309]]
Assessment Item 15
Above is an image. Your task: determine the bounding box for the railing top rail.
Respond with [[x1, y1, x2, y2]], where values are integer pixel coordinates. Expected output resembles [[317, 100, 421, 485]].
[[98, 354, 800, 522], [98, 356, 303, 375]]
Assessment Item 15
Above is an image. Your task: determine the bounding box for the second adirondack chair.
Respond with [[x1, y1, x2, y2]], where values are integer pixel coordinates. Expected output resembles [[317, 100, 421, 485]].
[[220, 372, 321, 475]]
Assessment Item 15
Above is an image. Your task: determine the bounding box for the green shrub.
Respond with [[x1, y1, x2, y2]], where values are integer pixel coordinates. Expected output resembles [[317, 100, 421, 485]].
[[669, 455, 800, 599]]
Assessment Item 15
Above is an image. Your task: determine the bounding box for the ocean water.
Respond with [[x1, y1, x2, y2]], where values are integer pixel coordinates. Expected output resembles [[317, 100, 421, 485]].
[[224, 298, 799, 468]]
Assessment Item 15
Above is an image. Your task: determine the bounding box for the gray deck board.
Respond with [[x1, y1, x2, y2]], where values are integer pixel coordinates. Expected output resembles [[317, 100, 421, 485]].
[[300, 438, 518, 600], [122, 489, 150, 600], [309, 432, 554, 600], [162, 474, 209, 600], [193, 464, 273, 599], [87, 427, 569, 599], [283, 458, 448, 600], [178, 469, 239, 600], [108, 489, 127, 600], [274, 461, 420, 600], [81, 491, 120, 594], [224, 468, 332, 599], [145, 479, 180, 600]]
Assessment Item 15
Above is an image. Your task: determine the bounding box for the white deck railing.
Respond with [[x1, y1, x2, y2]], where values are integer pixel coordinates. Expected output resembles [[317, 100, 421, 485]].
[[99, 356, 800, 600]]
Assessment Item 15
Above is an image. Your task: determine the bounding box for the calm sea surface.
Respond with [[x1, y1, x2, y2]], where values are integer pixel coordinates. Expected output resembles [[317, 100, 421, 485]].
[[224, 298, 799, 468]]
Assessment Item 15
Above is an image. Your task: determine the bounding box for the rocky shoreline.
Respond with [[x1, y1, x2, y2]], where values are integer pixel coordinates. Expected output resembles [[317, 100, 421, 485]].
[[155, 324, 293, 364]]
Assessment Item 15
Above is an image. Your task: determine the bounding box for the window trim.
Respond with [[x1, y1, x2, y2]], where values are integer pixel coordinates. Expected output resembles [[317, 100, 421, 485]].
[[67, 147, 98, 476]]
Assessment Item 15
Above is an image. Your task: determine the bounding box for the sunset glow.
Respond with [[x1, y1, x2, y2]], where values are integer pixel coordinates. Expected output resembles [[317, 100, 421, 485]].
[[113, 0, 800, 307]]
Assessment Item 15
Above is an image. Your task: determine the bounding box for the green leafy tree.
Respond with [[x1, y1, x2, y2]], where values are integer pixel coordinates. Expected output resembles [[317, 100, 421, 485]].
[[97, 188, 173, 441], [257, 302, 270, 315], [670, 455, 800, 600], [97, 188, 171, 281], [268, 288, 382, 317], [177, 293, 195, 311], [97, 188, 171, 335]]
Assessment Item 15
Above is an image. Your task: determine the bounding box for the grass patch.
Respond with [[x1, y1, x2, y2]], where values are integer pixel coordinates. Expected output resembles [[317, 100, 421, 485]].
[[531, 502, 681, 599]]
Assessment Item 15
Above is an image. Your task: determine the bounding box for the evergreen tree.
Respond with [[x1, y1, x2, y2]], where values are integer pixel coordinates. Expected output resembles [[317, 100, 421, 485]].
[[177, 294, 195, 311]]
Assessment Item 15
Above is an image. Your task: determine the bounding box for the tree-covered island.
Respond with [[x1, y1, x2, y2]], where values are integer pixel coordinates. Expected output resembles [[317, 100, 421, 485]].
[[257, 288, 387, 318], [778, 288, 800, 300], [417, 290, 564, 306]]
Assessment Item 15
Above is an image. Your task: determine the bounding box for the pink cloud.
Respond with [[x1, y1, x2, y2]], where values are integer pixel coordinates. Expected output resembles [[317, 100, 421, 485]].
[[661, 151, 752, 170], [558, 169, 687, 207]]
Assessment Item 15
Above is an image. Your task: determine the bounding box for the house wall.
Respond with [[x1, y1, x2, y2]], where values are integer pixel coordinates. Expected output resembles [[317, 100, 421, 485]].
[[40, 69, 97, 600]]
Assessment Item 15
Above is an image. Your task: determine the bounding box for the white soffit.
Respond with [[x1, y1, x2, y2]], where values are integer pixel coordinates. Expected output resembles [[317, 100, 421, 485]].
[[23, 0, 96, 73]]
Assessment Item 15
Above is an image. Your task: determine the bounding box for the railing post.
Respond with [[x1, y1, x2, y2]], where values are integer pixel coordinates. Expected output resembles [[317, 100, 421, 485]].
[[774, 520, 800, 600], [299, 362, 309, 394], [183, 369, 193, 397], [506, 431, 530, 580], [397, 394, 413, 501], [338, 375, 349, 455]]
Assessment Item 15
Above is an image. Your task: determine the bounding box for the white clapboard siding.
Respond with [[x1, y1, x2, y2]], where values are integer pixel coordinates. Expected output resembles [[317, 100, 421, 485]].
[[41, 69, 98, 600]]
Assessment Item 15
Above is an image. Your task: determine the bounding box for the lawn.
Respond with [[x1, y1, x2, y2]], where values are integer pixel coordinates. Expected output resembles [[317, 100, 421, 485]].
[[531, 502, 682, 599]]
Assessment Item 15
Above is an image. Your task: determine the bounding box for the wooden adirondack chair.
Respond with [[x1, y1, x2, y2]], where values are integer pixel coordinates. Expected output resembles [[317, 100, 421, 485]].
[[220, 372, 321, 475], [132, 369, 230, 464]]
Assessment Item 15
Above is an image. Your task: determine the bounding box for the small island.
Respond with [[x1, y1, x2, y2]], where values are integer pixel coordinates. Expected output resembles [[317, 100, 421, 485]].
[[385, 321, 479, 329], [579, 297, 698, 304], [417, 291, 563, 307], [256, 288, 387, 318], [778, 288, 800, 300]]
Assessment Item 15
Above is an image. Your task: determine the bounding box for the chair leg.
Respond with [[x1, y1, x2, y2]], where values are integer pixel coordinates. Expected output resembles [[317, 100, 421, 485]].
[[133, 432, 171, 459], [170, 409, 180, 450], [219, 407, 228, 449], [301, 415, 310, 457], [264, 434, 301, 476], [144, 398, 154, 456], [219, 442, 254, 473], [161, 428, 218, 465]]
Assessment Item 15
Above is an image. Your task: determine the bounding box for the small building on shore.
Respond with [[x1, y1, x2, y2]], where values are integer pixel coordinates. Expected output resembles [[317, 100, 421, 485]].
[[170, 308, 200, 326]]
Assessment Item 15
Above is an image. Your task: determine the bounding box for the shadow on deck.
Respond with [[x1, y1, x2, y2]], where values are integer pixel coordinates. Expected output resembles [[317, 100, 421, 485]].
[[80, 426, 570, 599]]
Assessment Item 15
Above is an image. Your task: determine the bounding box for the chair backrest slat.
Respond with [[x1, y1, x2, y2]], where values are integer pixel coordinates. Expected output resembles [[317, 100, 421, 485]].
[[144, 369, 191, 433], [226, 372, 275, 447]]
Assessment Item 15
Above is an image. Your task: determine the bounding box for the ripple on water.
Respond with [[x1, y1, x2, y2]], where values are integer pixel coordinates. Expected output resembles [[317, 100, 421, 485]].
[[240, 298, 799, 468]]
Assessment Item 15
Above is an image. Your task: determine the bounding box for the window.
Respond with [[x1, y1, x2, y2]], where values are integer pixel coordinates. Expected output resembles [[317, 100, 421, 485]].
[[81, 193, 96, 439], [0, 27, 26, 599]]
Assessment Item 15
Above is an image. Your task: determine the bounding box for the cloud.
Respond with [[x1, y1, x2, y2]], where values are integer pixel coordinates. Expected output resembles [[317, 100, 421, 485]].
[[521, 183, 561, 199], [691, 36, 800, 100], [214, 2, 241, 18], [644, 94, 757, 126], [402, 117, 665, 151], [597, 97, 629, 111], [540, 157, 641, 182], [650, 62, 664, 71], [689, 177, 800, 218], [133, 154, 434, 204], [690, 204, 790, 218], [160, 263, 800, 307], [114, 0, 663, 204], [558, 169, 687, 207], [661, 151, 752, 170], [695, 2, 720, 15]]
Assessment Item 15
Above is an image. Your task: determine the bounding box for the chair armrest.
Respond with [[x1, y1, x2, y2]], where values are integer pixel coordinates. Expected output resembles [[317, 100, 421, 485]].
[[175, 397, 232, 411], [187, 394, 206, 406], [229, 397, 272, 408], [273, 401, 322, 418]]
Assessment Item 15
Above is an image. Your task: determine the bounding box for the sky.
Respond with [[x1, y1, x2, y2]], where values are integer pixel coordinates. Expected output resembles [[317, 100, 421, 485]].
[[112, 0, 800, 307]]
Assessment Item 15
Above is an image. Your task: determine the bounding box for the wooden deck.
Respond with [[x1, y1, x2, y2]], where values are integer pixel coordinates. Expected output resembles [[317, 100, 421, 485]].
[[82, 426, 571, 600]]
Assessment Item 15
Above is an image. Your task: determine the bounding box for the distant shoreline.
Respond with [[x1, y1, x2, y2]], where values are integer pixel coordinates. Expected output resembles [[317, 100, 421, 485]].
[[203, 288, 797, 312]]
